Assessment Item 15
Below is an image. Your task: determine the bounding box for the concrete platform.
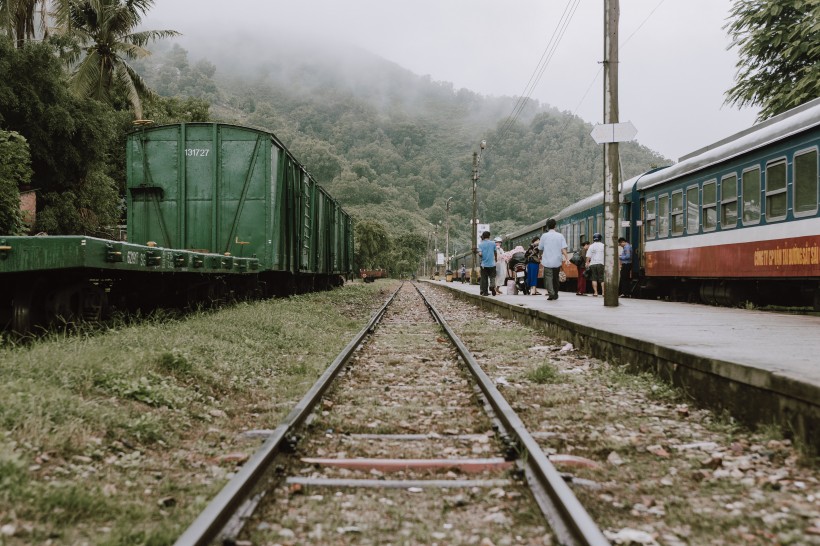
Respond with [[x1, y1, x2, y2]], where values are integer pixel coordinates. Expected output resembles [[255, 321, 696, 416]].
[[425, 280, 820, 453]]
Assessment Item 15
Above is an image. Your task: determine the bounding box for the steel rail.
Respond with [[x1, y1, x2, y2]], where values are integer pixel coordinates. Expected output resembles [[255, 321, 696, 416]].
[[173, 283, 403, 546], [414, 283, 610, 546]]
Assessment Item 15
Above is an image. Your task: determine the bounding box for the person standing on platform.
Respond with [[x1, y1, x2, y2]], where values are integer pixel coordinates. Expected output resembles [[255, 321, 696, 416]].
[[524, 237, 541, 295], [477, 231, 497, 296], [538, 219, 568, 300], [459, 264, 467, 283], [576, 239, 590, 296], [494, 237, 507, 294], [618, 237, 633, 297], [586, 233, 605, 297]]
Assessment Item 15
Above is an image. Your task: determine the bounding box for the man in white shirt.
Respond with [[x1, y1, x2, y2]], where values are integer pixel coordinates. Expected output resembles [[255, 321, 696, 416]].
[[585, 233, 605, 297], [538, 218, 568, 300]]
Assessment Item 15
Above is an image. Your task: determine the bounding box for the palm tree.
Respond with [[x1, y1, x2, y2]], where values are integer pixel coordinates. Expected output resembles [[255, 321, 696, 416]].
[[0, 0, 47, 47], [62, 0, 178, 119]]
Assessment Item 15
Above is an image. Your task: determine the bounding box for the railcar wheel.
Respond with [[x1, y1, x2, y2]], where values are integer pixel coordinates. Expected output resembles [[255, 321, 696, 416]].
[[12, 292, 34, 334], [699, 283, 717, 305], [11, 281, 46, 334], [669, 285, 685, 302], [43, 282, 107, 326]]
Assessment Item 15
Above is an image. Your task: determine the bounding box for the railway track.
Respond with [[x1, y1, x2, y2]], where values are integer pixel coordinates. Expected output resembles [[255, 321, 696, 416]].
[[175, 282, 608, 546]]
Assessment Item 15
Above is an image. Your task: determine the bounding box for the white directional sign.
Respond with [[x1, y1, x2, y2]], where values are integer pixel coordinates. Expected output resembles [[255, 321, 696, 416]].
[[590, 121, 638, 144]]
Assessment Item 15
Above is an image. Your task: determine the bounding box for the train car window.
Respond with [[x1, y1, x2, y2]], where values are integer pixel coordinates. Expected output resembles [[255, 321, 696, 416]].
[[794, 148, 818, 216], [765, 159, 788, 221], [658, 194, 669, 237], [742, 167, 761, 224], [686, 186, 699, 234], [721, 174, 738, 228], [620, 204, 629, 239], [596, 213, 602, 236], [702, 180, 717, 231], [587, 217, 593, 242], [645, 198, 656, 239], [639, 198, 646, 261], [671, 191, 684, 235]]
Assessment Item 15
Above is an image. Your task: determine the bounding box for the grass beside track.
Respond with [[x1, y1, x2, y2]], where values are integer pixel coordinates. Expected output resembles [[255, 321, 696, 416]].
[[0, 280, 399, 545]]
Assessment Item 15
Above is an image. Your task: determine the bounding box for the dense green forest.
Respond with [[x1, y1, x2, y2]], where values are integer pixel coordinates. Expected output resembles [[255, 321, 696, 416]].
[[129, 36, 668, 273]]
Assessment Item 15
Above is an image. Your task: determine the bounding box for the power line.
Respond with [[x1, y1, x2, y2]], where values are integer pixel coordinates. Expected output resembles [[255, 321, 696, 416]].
[[495, 0, 582, 147], [476, 0, 581, 165], [479, 0, 668, 178], [562, 0, 667, 131]]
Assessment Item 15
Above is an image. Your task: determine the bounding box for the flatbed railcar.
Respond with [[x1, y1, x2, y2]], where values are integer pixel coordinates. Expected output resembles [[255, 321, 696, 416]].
[[0, 122, 354, 333]]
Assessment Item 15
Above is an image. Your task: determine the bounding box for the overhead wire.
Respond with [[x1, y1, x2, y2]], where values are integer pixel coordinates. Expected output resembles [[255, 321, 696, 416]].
[[477, 0, 669, 184], [493, 0, 583, 150], [475, 0, 581, 165], [561, 0, 667, 131]]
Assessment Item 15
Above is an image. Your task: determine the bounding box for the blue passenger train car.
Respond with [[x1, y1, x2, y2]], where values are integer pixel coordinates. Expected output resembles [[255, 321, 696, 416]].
[[473, 98, 820, 308]]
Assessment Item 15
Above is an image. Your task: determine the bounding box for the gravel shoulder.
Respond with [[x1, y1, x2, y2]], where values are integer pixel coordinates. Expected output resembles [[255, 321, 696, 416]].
[[421, 282, 820, 545]]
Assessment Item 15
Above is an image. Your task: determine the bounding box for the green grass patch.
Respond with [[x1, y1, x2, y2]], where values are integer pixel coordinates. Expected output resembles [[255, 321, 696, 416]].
[[524, 360, 561, 384], [0, 280, 395, 544]]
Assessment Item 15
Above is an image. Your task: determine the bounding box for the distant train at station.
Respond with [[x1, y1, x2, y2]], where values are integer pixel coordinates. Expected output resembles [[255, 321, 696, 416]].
[[458, 97, 820, 309], [359, 269, 387, 283]]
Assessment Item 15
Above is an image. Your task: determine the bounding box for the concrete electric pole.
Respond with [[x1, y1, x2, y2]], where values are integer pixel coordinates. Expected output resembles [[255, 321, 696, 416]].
[[471, 140, 485, 284], [603, 0, 621, 307], [445, 197, 453, 271]]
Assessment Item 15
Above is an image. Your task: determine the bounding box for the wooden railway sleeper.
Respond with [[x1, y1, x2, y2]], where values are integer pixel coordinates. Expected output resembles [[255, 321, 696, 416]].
[[176, 282, 610, 546]]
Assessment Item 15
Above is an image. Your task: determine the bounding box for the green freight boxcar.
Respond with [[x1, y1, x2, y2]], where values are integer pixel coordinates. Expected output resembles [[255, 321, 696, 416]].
[[0, 122, 354, 333], [126, 122, 353, 292]]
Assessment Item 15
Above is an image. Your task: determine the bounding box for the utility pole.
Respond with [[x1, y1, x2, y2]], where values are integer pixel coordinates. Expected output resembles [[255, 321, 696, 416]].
[[471, 141, 486, 285], [433, 223, 439, 278], [603, 0, 620, 307], [425, 230, 431, 278], [445, 197, 453, 271], [471, 152, 478, 285]]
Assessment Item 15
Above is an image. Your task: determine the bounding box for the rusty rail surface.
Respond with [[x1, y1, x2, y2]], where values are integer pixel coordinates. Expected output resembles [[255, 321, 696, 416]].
[[173, 284, 401, 546], [414, 282, 609, 546], [175, 281, 609, 545]]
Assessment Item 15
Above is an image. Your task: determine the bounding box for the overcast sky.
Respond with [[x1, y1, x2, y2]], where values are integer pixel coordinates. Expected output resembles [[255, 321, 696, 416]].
[[145, 0, 760, 162]]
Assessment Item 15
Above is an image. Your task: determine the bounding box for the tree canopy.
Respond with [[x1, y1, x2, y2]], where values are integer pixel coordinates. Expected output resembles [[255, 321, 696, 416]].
[[0, 29, 207, 235], [0, 129, 30, 234], [0, 0, 47, 47], [0, 36, 123, 233], [63, 0, 179, 119], [725, 0, 820, 119]]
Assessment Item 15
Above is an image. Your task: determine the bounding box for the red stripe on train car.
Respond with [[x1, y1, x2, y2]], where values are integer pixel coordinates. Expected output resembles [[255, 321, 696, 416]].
[[645, 235, 820, 278]]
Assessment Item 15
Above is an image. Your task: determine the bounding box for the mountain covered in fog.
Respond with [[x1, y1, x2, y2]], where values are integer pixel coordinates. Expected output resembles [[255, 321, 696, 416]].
[[134, 34, 668, 250]]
